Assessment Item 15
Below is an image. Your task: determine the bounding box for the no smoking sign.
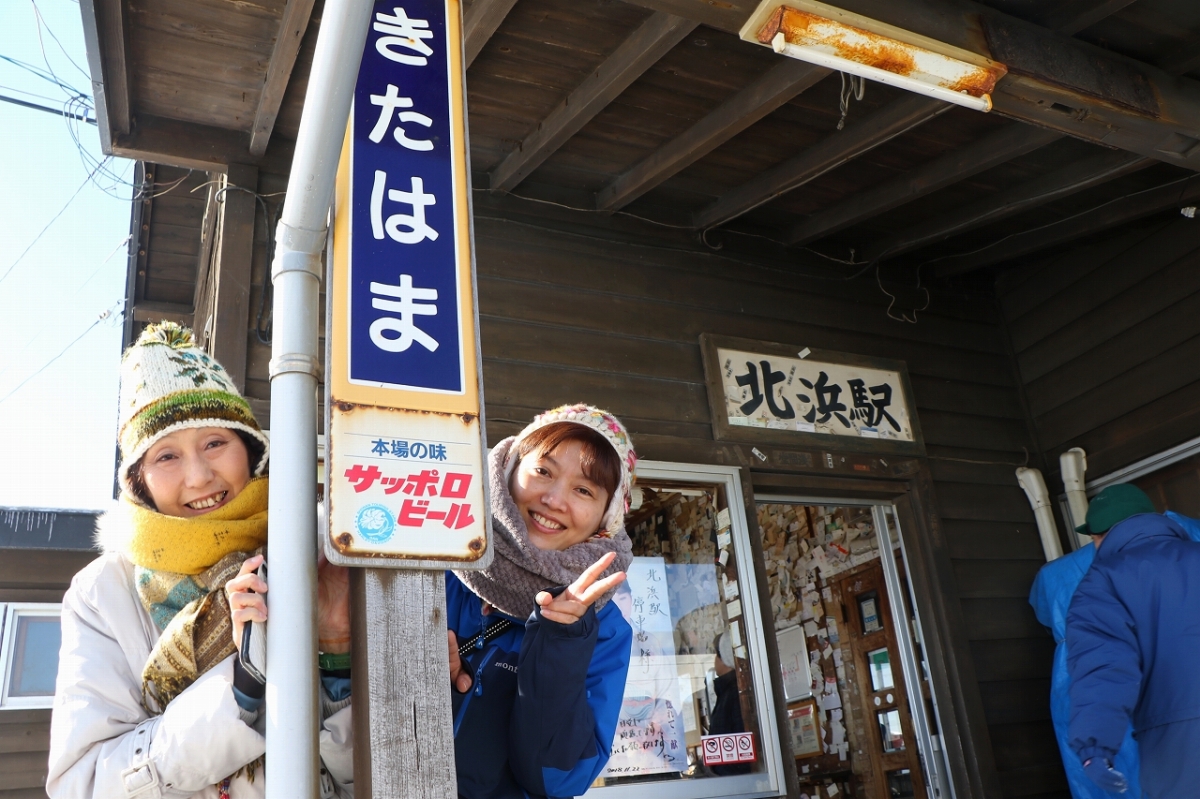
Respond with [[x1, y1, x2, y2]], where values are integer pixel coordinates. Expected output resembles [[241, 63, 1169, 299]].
[[700, 732, 756, 765]]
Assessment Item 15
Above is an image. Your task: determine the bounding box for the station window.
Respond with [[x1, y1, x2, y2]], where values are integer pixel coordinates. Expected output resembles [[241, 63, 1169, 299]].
[[588, 461, 785, 799], [0, 603, 62, 709]]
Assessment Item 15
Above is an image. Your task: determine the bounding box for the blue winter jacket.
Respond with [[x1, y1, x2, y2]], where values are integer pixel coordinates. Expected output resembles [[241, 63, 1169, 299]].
[[1066, 513, 1200, 766], [447, 572, 633, 799], [1030, 544, 1140, 798]]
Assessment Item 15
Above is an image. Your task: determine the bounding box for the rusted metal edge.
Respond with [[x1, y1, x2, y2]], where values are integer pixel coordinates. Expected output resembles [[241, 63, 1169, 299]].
[[758, 5, 1006, 98]]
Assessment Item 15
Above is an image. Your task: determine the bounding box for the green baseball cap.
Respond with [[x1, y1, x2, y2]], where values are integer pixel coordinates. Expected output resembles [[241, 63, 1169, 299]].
[[1076, 483, 1156, 535]]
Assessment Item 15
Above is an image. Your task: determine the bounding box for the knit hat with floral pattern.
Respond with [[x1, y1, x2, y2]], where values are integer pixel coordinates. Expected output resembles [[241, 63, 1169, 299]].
[[503, 403, 637, 538], [116, 322, 269, 503]]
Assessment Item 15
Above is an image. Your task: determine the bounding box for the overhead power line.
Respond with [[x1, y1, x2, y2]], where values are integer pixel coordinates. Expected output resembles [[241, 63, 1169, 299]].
[[0, 157, 108, 287], [0, 92, 95, 123], [0, 301, 124, 407]]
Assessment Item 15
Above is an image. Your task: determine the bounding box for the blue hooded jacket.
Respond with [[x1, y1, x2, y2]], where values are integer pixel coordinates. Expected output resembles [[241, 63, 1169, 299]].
[[1030, 544, 1140, 798], [447, 572, 633, 799], [1067, 513, 1200, 784]]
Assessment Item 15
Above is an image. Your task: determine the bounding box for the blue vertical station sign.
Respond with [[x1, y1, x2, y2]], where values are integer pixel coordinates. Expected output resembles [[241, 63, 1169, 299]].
[[349, 0, 466, 394], [327, 0, 489, 569]]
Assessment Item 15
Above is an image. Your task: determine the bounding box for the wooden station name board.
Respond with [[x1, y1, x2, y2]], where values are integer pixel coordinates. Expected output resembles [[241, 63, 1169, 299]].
[[699, 334, 924, 458]]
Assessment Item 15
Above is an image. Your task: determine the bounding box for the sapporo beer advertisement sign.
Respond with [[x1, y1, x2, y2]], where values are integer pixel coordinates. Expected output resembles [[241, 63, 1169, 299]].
[[326, 0, 490, 569]]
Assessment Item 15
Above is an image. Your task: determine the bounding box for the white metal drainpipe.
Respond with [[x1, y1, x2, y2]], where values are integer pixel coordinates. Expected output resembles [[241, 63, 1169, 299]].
[[1061, 448, 1091, 550], [1016, 467, 1064, 562], [265, 0, 374, 795]]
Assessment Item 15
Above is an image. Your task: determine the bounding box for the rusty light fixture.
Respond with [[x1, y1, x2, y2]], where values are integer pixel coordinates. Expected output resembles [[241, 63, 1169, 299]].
[[740, 0, 1007, 113]]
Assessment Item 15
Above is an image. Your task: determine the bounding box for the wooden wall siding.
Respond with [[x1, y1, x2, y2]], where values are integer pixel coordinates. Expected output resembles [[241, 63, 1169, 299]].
[[461, 197, 1052, 797], [0, 549, 98, 799], [140, 166, 210, 308], [241, 170, 326, 428], [998, 214, 1200, 479]]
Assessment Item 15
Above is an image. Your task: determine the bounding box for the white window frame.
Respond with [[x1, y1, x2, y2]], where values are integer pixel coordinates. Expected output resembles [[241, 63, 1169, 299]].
[[0, 602, 63, 710], [584, 460, 786, 799]]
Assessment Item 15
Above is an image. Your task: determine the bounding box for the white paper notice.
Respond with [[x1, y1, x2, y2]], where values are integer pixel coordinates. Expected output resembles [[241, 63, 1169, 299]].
[[605, 557, 687, 777], [717, 531, 731, 549], [730, 621, 742, 648], [803, 620, 819, 638], [726, 598, 742, 619], [717, 508, 731, 529], [724, 580, 739, 600]]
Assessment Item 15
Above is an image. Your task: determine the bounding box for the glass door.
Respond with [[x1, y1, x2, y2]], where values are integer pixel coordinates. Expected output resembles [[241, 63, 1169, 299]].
[[753, 497, 951, 799]]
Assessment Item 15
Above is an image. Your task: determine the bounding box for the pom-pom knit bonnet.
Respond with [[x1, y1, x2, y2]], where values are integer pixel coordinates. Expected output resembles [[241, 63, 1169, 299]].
[[504, 403, 637, 538], [116, 322, 270, 503]]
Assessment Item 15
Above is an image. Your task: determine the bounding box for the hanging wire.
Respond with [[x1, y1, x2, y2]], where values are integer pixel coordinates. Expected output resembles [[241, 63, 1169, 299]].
[[0, 53, 86, 97], [30, 0, 92, 84], [0, 232, 132, 383], [191, 182, 283, 344], [836, 72, 865, 131], [0, 299, 125, 407], [0, 157, 109, 287]]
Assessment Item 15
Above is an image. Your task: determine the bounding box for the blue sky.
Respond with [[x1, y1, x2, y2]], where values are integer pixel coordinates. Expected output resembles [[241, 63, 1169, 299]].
[[0, 0, 133, 510]]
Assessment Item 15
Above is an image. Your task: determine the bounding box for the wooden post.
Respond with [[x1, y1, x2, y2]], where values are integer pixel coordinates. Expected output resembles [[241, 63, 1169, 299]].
[[351, 569, 457, 798], [210, 163, 258, 391]]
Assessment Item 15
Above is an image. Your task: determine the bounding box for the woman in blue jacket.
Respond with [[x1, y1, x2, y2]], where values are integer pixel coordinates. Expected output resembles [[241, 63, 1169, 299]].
[[448, 404, 636, 799]]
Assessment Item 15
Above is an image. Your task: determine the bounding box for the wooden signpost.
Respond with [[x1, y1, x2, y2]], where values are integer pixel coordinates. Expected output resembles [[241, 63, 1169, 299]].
[[325, 1, 487, 794]]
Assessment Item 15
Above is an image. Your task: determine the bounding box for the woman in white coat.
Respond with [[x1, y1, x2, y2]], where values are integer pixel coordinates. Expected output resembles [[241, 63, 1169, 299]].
[[47, 322, 353, 798]]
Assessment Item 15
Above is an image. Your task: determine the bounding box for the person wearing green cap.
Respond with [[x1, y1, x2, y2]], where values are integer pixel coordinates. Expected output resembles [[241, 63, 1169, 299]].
[[1066, 483, 1200, 798]]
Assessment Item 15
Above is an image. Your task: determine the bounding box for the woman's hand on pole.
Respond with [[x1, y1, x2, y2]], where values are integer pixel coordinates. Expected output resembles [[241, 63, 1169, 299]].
[[448, 630, 473, 693], [227, 554, 267, 646], [317, 552, 352, 654], [535, 551, 626, 625]]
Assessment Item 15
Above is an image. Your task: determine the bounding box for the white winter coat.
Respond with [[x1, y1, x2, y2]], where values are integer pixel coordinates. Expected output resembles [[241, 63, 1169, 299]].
[[47, 540, 353, 798]]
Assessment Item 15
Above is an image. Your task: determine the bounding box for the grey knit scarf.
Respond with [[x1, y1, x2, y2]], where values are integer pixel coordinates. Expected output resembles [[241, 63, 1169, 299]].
[[453, 438, 634, 620]]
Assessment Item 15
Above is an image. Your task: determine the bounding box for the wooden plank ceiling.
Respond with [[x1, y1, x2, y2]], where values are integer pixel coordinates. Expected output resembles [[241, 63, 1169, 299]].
[[80, 0, 1200, 278]]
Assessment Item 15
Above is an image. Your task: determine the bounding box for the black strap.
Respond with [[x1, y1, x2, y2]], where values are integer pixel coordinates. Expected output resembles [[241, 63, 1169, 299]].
[[457, 618, 515, 657]]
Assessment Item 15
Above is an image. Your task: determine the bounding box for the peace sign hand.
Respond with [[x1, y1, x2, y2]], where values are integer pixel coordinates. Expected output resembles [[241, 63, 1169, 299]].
[[535, 551, 627, 625]]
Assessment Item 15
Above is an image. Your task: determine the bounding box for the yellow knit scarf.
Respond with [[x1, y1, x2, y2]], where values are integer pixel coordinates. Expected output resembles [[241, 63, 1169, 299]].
[[124, 477, 269, 574]]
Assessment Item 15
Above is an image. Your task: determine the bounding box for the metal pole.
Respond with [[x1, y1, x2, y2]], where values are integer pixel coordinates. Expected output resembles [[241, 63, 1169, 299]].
[[265, 0, 374, 795]]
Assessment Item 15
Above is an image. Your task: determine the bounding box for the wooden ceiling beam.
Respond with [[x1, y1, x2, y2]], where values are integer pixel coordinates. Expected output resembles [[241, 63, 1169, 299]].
[[596, 59, 829, 211], [784, 124, 1061, 246], [1159, 33, 1200, 77], [782, 2, 1200, 249], [78, 0, 131, 151], [692, 94, 949, 230], [1040, 0, 1138, 35], [488, 11, 698, 193], [464, 0, 521, 68], [619, 0, 1200, 172], [863, 149, 1153, 262], [111, 114, 293, 173], [249, 0, 318, 157], [936, 173, 1200, 275]]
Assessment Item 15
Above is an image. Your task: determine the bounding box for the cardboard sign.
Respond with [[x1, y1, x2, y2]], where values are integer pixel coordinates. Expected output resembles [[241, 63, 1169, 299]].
[[326, 0, 489, 569], [701, 732, 756, 765]]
